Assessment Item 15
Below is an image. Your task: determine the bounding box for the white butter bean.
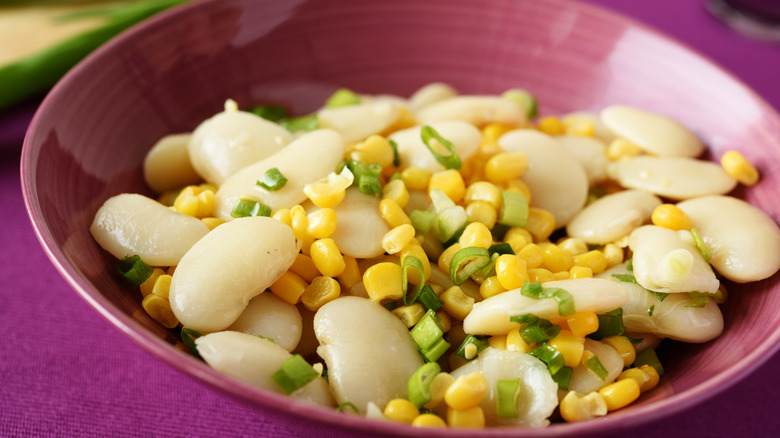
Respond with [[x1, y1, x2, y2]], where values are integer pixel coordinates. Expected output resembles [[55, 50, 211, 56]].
[[213, 129, 345, 220], [555, 135, 608, 186], [678, 195, 780, 283], [143, 133, 202, 193], [90, 193, 209, 267], [498, 129, 589, 226], [628, 225, 719, 294], [195, 331, 334, 406], [600, 105, 704, 157], [169, 217, 297, 333], [607, 156, 737, 200], [318, 99, 400, 143], [566, 190, 662, 245], [415, 95, 526, 126], [227, 292, 302, 352], [450, 348, 558, 427], [463, 278, 626, 335], [188, 110, 292, 185], [388, 121, 481, 173], [569, 339, 623, 394], [314, 296, 424, 413], [408, 82, 458, 111]]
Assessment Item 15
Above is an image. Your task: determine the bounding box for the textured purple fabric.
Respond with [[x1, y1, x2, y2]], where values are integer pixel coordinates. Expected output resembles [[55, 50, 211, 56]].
[[2, 0, 779, 437]]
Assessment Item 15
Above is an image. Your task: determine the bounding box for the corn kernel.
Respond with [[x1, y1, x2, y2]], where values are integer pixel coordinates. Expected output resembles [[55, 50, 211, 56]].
[[363, 262, 403, 302], [305, 208, 338, 239], [516, 243, 543, 269], [383, 224, 417, 255], [526, 208, 556, 242], [438, 243, 462, 273], [309, 238, 346, 277], [564, 118, 596, 137], [558, 237, 588, 255], [721, 150, 759, 185], [269, 271, 308, 304], [446, 406, 485, 428], [573, 250, 608, 275], [537, 116, 565, 135], [141, 293, 179, 328], [354, 135, 395, 168], [290, 205, 309, 240], [602, 336, 636, 368], [151, 274, 173, 299], [380, 198, 411, 228], [412, 413, 447, 428], [337, 255, 362, 289], [495, 254, 529, 290], [569, 266, 593, 279], [429, 169, 466, 203], [301, 276, 341, 311], [439, 286, 474, 320], [424, 372, 456, 410], [303, 168, 353, 208], [637, 364, 660, 392], [488, 335, 507, 350], [603, 243, 624, 267], [201, 217, 225, 230], [290, 253, 320, 282], [606, 138, 642, 161], [527, 268, 554, 284], [482, 123, 516, 143], [384, 398, 420, 423], [383, 178, 410, 208], [464, 181, 502, 209], [465, 201, 498, 228], [485, 152, 529, 184], [548, 330, 585, 367], [505, 328, 532, 353], [552, 270, 570, 281], [566, 312, 599, 338], [402, 167, 432, 191], [173, 185, 214, 218], [458, 222, 493, 249], [505, 235, 528, 254], [559, 391, 607, 422], [271, 208, 292, 226], [479, 276, 506, 299], [617, 368, 651, 392], [651, 204, 692, 231], [139, 268, 166, 297], [444, 372, 488, 410], [542, 244, 575, 273], [598, 378, 641, 411], [436, 310, 452, 333], [391, 303, 427, 328]]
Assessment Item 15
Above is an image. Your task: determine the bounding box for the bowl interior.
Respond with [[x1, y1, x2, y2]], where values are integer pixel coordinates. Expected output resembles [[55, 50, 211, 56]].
[[21, 0, 780, 436]]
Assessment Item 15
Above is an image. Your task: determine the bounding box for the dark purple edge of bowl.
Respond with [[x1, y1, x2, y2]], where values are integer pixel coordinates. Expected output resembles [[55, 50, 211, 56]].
[[19, 0, 780, 436]]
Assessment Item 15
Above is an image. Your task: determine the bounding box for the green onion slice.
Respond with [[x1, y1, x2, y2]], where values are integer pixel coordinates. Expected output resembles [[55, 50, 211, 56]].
[[449, 247, 491, 285], [230, 198, 272, 218], [180, 327, 203, 359], [685, 292, 710, 308], [418, 285, 443, 311], [280, 114, 319, 133], [409, 210, 436, 234], [453, 335, 489, 361], [420, 125, 461, 170], [432, 206, 468, 243], [488, 242, 515, 256], [690, 228, 712, 262], [249, 104, 288, 122], [519, 318, 561, 345], [585, 354, 608, 381], [647, 305, 655, 317], [271, 354, 319, 394], [520, 281, 576, 317], [256, 167, 288, 191], [509, 313, 539, 325], [591, 308, 626, 339], [407, 362, 441, 408], [611, 273, 670, 302], [501, 88, 538, 119], [634, 347, 665, 377], [626, 258, 634, 271], [336, 402, 360, 414], [496, 378, 522, 419], [429, 188, 456, 213], [411, 310, 450, 362], [402, 255, 427, 305], [325, 88, 361, 108], [116, 255, 153, 286], [552, 366, 572, 390], [389, 139, 401, 167], [498, 190, 529, 227], [529, 343, 566, 376], [347, 160, 383, 197]]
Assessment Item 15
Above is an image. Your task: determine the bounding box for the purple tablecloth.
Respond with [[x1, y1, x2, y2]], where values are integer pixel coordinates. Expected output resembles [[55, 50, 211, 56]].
[[2, 0, 779, 436]]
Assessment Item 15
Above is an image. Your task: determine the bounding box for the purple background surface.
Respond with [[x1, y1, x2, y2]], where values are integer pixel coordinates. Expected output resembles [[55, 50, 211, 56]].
[[2, 0, 779, 436]]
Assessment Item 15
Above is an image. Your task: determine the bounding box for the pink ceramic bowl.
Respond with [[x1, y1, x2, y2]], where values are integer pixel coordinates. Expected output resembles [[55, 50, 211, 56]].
[[21, 0, 780, 436]]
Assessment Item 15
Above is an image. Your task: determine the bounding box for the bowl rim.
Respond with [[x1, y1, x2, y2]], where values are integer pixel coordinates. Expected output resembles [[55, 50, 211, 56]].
[[20, 0, 780, 435]]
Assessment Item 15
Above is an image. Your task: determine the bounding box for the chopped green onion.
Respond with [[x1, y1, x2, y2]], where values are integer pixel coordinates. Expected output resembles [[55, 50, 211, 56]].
[[634, 347, 665, 377], [488, 242, 515, 256], [347, 160, 383, 197], [325, 88, 361, 108], [334, 159, 348, 174], [383, 301, 400, 311], [180, 327, 203, 359], [280, 114, 319, 133], [256, 167, 288, 191], [336, 402, 360, 413], [591, 308, 626, 339], [476, 252, 500, 279], [230, 198, 272, 218], [271, 354, 319, 394], [496, 378, 522, 419], [402, 256, 427, 305], [116, 255, 153, 286], [418, 285, 443, 311], [249, 104, 288, 122], [509, 314, 539, 324], [422, 338, 451, 363], [690, 228, 712, 262], [519, 318, 561, 345], [648, 305, 655, 316], [407, 362, 441, 408], [449, 247, 491, 285], [453, 335, 489, 361], [411, 310, 450, 362], [529, 343, 566, 376], [520, 281, 576, 317], [584, 354, 608, 381], [420, 125, 461, 169], [611, 273, 638, 284], [389, 139, 401, 167], [552, 366, 572, 390], [685, 292, 710, 308], [498, 190, 529, 227], [409, 210, 436, 234], [626, 258, 634, 271], [429, 188, 456, 213], [650, 291, 670, 302], [501, 89, 538, 119], [432, 206, 468, 242]]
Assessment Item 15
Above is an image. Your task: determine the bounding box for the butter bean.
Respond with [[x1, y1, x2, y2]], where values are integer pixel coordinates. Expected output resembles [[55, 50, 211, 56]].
[[556, 135, 608, 186], [415, 95, 526, 126], [600, 105, 704, 157], [318, 99, 400, 143], [567, 190, 662, 245], [227, 292, 302, 352], [388, 120, 481, 173], [408, 82, 458, 111], [143, 133, 202, 193], [569, 340, 624, 394]]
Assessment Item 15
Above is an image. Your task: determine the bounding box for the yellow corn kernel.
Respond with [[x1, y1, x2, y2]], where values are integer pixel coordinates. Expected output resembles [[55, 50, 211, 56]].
[[446, 406, 485, 428], [392, 303, 427, 328], [383, 224, 417, 255], [527, 268, 554, 284], [402, 166, 432, 191], [566, 312, 599, 338], [157, 190, 179, 207], [602, 336, 636, 368], [548, 330, 585, 367], [606, 138, 643, 161], [200, 217, 225, 230], [516, 243, 544, 269], [412, 413, 447, 428], [424, 372, 456, 410], [337, 255, 362, 289], [526, 208, 557, 242], [139, 268, 166, 297], [383, 178, 409, 208], [537, 116, 565, 135], [150, 274, 173, 299], [290, 205, 309, 240], [552, 271, 570, 281], [564, 118, 595, 137], [269, 271, 308, 304], [504, 226, 533, 245], [458, 222, 493, 249], [559, 391, 607, 423], [440, 286, 475, 320], [379, 198, 411, 228], [141, 293, 179, 328], [309, 238, 346, 277], [598, 378, 641, 411], [637, 364, 660, 392], [505, 328, 532, 353], [173, 185, 214, 218], [444, 372, 488, 410], [573, 250, 608, 275], [721, 150, 759, 185], [464, 181, 502, 209], [363, 262, 403, 302], [495, 254, 529, 290], [429, 169, 466, 203], [290, 253, 320, 282], [436, 310, 453, 333], [271, 208, 292, 226], [558, 237, 588, 256], [542, 244, 575, 273], [503, 179, 532, 204], [487, 335, 507, 350], [485, 152, 529, 184], [438, 243, 462, 273], [569, 265, 593, 279], [482, 123, 515, 143], [301, 276, 341, 311], [354, 135, 395, 168], [651, 204, 692, 231], [399, 243, 431, 284], [505, 235, 528, 254], [384, 398, 420, 423], [617, 368, 651, 393], [479, 276, 506, 299], [603, 243, 624, 267], [306, 208, 338, 239], [465, 201, 498, 228]]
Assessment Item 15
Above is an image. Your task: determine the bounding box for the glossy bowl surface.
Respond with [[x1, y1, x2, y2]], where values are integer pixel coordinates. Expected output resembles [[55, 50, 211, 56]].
[[21, 0, 780, 436]]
